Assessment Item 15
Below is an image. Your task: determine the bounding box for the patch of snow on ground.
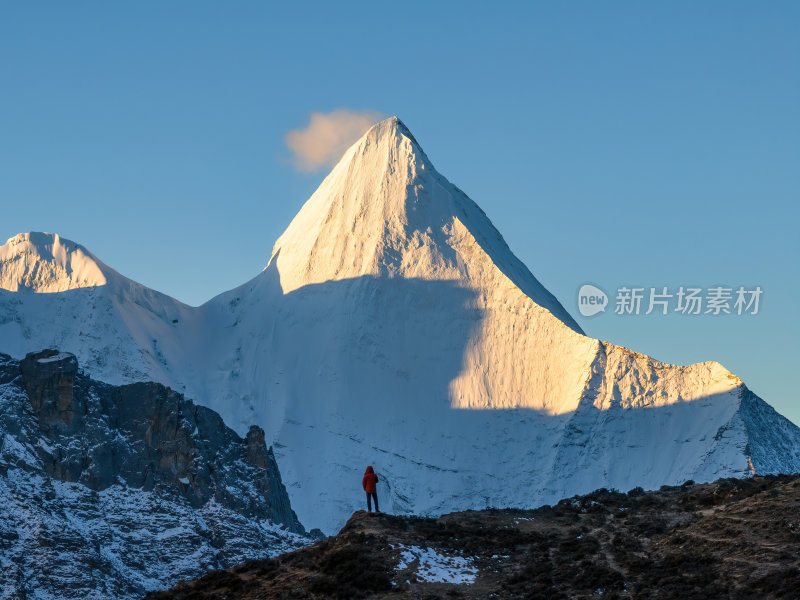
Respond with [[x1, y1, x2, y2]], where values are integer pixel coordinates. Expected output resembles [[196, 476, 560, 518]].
[[395, 544, 478, 584]]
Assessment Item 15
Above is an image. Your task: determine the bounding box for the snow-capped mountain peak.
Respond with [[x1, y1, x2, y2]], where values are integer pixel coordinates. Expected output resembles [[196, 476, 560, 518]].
[[270, 116, 582, 332], [2, 118, 799, 536], [0, 232, 194, 386], [0, 232, 109, 292]]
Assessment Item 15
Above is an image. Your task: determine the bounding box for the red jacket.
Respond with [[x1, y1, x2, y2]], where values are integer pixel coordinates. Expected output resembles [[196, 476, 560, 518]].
[[362, 466, 378, 493]]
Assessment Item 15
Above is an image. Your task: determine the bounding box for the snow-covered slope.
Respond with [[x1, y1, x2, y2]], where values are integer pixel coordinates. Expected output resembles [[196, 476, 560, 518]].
[[0, 232, 199, 387], [1, 117, 798, 535]]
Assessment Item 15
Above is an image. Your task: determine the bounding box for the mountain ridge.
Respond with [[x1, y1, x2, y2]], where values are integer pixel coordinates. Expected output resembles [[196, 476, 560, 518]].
[[0, 349, 310, 599], [147, 474, 800, 600], [1, 116, 798, 534]]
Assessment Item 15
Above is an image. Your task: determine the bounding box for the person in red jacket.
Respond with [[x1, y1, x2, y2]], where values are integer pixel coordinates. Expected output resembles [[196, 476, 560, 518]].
[[362, 465, 379, 513]]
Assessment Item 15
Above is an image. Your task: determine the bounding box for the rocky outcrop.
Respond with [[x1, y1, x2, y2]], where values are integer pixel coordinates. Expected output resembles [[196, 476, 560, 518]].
[[20, 350, 80, 431], [0, 350, 311, 600], [148, 475, 800, 600]]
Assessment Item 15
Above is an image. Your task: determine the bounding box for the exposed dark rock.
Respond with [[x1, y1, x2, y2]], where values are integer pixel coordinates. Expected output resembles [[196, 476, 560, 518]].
[[15, 349, 303, 530], [20, 349, 81, 432], [0, 351, 310, 599]]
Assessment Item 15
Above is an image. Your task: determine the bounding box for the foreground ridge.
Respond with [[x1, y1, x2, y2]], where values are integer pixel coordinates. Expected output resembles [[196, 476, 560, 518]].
[[148, 474, 800, 600]]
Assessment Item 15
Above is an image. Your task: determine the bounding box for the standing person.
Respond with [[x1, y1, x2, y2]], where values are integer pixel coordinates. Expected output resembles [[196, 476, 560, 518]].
[[362, 466, 379, 513]]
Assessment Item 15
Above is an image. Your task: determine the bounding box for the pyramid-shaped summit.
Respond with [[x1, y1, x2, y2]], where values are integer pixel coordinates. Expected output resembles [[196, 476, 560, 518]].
[[270, 116, 582, 332], [1, 117, 799, 535]]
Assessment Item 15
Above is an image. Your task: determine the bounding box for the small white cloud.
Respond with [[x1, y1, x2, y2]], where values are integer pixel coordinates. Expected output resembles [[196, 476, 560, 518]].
[[285, 109, 385, 172]]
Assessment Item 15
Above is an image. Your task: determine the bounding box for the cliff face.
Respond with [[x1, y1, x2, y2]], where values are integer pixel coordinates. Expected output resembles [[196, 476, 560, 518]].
[[0, 350, 310, 600]]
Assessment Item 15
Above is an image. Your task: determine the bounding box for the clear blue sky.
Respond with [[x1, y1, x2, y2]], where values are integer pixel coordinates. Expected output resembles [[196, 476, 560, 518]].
[[1, 2, 798, 423]]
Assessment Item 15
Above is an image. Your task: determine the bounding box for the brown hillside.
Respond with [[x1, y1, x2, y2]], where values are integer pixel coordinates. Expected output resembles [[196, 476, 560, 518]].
[[146, 474, 800, 600]]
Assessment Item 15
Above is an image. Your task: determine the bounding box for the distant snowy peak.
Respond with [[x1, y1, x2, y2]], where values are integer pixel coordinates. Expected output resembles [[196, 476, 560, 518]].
[[0, 232, 109, 292], [0, 232, 193, 387], [270, 116, 582, 332]]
